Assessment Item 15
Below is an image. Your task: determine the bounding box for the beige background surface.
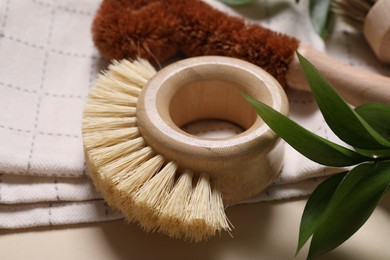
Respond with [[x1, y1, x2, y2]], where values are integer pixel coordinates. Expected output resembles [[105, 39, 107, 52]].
[[1, 195, 390, 260]]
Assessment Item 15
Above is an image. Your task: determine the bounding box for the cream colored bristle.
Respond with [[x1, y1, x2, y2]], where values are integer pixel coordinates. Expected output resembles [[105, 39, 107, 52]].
[[210, 183, 233, 236], [89, 137, 145, 168], [99, 146, 154, 180], [113, 58, 156, 83], [95, 146, 155, 205], [132, 161, 178, 232], [113, 154, 165, 195], [109, 58, 156, 87], [82, 117, 137, 133], [157, 169, 194, 238], [332, 0, 377, 31], [96, 73, 142, 96], [180, 174, 232, 242], [112, 155, 166, 220], [83, 103, 136, 118], [88, 87, 138, 107], [83, 127, 140, 151], [183, 173, 214, 242]]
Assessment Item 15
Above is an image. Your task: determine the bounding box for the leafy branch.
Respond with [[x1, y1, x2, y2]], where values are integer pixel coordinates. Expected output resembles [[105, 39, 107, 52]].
[[244, 52, 390, 259]]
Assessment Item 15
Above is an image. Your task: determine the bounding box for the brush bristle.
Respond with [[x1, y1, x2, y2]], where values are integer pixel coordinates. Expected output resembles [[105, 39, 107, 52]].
[[89, 137, 146, 169], [184, 173, 221, 242], [210, 182, 233, 236], [113, 155, 166, 211], [107, 154, 166, 221], [114, 155, 166, 194], [82, 117, 137, 133], [132, 161, 178, 232], [82, 58, 232, 241], [100, 146, 154, 180], [83, 103, 137, 118], [83, 127, 140, 151], [332, 0, 377, 31], [92, 0, 299, 87], [157, 169, 194, 238]]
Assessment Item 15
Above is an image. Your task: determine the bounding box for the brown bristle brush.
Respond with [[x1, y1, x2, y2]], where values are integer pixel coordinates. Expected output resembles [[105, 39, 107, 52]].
[[332, 0, 390, 63], [92, 0, 390, 106], [82, 56, 288, 241]]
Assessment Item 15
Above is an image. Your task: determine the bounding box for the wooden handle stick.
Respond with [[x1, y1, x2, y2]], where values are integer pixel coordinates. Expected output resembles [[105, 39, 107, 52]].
[[364, 0, 390, 63], [333, 0, 390, 64], [286, 44, 390, 105]]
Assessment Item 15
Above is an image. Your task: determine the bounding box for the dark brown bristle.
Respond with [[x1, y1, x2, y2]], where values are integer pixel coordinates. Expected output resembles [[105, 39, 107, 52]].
[[92, 0, 299, 87], [92, 0, 181, 63]]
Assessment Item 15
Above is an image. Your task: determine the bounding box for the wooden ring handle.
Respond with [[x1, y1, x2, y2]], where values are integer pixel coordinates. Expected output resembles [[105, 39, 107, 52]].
[[136, 56, 288, 204]]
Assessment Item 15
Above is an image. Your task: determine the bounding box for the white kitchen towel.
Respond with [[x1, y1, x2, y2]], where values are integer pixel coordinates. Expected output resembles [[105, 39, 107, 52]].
[[0, 177, 324, 229], [0, 87, 352, 228], [0, 200, 122, 228], [0, 0, 323, 178], [0, 174, 100, 204], [0, 0, 103, 177], [1, 0, 390, 229]]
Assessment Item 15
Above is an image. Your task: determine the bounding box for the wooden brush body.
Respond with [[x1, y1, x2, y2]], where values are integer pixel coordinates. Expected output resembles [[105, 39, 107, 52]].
[[136, 56, 288, 204], [82, 57, 287, 240]]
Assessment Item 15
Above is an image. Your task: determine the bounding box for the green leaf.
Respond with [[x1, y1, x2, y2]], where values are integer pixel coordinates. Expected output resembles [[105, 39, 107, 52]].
[[297, 52, 390, 150], [307, 161, 390, 259], [219, 0, 256, 6], [355, 103, 390, 141], [309, 0, 334, 38], [243, 94, 367, 166], [296, 172, 346, 254], [354, 147, 390, 160]]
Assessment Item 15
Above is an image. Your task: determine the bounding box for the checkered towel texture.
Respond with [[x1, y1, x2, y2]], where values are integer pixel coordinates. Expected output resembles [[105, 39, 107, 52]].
[[0, 0, 389, 228]]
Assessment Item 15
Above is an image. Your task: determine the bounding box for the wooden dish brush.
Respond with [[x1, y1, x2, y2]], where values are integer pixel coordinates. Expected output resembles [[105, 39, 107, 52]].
[[82, 56, 288, 241], [92, 0, 390, 106], [332, 0, 390, 63]]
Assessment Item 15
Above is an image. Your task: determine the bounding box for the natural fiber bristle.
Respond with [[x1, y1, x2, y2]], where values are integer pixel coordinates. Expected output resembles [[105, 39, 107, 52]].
[[114, 155, 166, 190], [96, 147, 156, 207], [99, 146, 154, 179], [109, 155, 166, 219], [109, 59, 157, 86], [132, 161, 178, 232], [82, 117, 137, 133], [157, 169, 194, 238], [82, 58, 232, 242], [184, 173, 216, 242], [83, 127, 140, 150], [92, 0, 299, 87], [83, 103, 136, 118], [89, 87, 138, 106], [96, 73, 142, 96], [332, 0, 377, 31], [210, 183, 233, 236], [89, 137, 145, 168]]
